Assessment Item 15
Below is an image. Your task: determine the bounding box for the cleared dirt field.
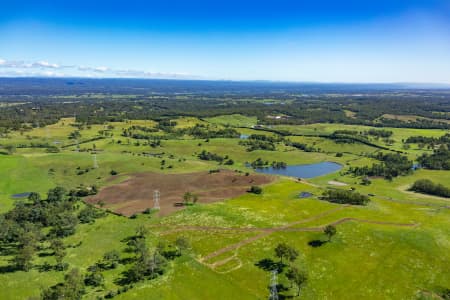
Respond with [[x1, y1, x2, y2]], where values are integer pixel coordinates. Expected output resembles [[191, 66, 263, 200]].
[[87, 170, 274, 216]]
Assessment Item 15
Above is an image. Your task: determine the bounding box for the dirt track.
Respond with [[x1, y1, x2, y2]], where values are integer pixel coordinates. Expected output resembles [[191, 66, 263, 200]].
[[157, 205, 418, 264], [87, 170, 273, 216]]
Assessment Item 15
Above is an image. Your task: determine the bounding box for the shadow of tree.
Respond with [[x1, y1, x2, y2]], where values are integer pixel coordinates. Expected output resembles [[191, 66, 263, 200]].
[[308, 239, 327, 248], [255, 258, 286, 272], [0, 264, 17, 274]]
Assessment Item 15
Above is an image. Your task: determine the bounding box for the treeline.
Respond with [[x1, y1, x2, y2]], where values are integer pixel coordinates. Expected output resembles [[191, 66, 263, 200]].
[[405, 133, 450, 147], [122, 123, 240, 140], [409, 179, 450, 198], [1, 89, 449, 133]]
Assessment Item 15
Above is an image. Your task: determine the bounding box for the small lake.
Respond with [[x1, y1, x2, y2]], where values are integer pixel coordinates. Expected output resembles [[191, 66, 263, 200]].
[[254, 162, 342, 178]]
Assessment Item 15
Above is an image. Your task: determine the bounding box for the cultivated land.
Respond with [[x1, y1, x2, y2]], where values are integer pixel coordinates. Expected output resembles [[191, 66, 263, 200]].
[[87, 170, 273, 216], [0, 112, 449, 300]]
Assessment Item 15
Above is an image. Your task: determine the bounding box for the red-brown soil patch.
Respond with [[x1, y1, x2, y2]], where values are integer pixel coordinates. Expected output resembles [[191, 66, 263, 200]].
[[87, 170, 274, 216]]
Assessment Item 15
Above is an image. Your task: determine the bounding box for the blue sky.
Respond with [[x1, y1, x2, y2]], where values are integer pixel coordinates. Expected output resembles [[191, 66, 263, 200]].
[[0, 0, 449, 83]]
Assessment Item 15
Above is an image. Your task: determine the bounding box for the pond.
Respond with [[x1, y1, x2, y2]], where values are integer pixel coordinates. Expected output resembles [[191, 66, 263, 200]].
[[254, 161, 342, 178], [12, 192, 32, 199]]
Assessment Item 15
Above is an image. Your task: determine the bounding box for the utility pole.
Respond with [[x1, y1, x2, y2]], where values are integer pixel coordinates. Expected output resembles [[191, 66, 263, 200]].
[[93, 154, 98, 169], [153, 190, 160, 210]]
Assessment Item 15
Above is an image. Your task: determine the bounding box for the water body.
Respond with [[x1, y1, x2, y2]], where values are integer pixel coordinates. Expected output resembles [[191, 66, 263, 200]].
[[299, 192, 313, 198], [254, 162, 342, 178], [12, 192, 32, 199]]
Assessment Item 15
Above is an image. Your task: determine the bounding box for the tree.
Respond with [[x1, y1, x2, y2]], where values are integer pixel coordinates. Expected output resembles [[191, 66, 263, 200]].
[[51, 212, 78, 237], [182, 192, 198, 205], [84, 271, 104, 287], [28, 192, 41, 204], [286, 266, 307, 296], [4, 144, 16, 155], [50, 239, 67, 270], [175, 237, 190, 255], [68, 130, 81, 140], [42, 268, 85, 300], [102, 250, 121, 269], [47, 187, 67, 202], [14, 244, 35, 271], [275, 243, 298, 263], [286, 246, 299, 262], [136, 225, 149, 238], [13, 229, 39, 271], [324, 225, 337, 242]]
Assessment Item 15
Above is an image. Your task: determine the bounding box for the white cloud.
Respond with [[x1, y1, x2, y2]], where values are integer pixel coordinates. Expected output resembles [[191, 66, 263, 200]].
[[32, 61, 60, 69], [0, 58, 197, 79]]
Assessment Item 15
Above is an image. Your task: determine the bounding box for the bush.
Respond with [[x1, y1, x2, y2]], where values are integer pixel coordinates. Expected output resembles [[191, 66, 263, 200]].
[[249, 186, 262, 194], [110, 170, 118, 176]]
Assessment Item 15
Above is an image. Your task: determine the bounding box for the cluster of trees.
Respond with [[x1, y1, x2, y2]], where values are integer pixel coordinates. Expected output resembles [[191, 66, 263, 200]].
[[156, 120, 177, 132], [418, 146, 450, 170], [322, 189, 370, 205], [240, 139, 276, 151], [249, 158, 286, 169], [409, 179, 450, 198], [41, 224, 190, 299], [365, 129, 393, 138], [239, 134, 283, 152], [0, 187, 105, 273], [197, 150, 234, 165], [180, 124, 240, 139], [288, 142, 316, 152], [349, 152, 413, 179], [121, 127, 159, 140]]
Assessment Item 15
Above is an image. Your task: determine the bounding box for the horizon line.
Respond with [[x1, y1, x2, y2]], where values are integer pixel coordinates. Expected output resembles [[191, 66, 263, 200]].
[[1, 76, 450, 88]]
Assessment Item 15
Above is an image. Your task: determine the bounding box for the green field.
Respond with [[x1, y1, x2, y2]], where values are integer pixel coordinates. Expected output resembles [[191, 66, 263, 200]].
[[0, 115, 449, 299]]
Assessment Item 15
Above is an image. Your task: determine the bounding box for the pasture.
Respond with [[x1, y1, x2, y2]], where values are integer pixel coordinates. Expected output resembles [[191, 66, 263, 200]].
[[0, 114, 449, 299]]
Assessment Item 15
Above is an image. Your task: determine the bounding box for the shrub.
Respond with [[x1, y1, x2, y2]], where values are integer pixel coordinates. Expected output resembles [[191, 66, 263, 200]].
[[249, 186, 262, 194]]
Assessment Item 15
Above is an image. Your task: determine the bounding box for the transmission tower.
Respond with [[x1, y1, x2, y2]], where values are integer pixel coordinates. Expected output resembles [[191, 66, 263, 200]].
[[93, 154, 98, 169], [75, 139, 80, 152], [153, 190, 160, 210], [269, 270, 279, 300]]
